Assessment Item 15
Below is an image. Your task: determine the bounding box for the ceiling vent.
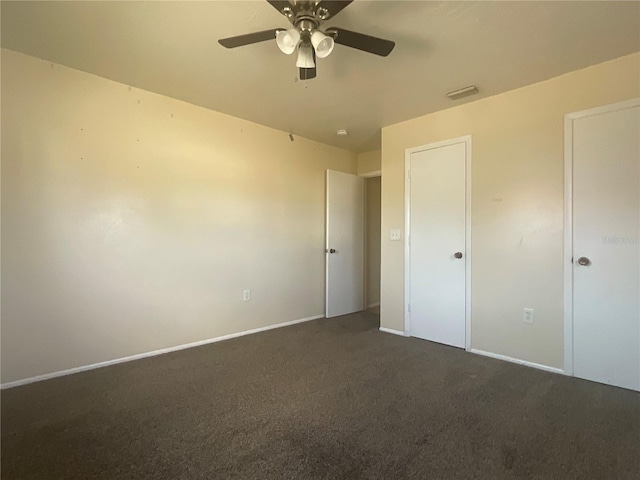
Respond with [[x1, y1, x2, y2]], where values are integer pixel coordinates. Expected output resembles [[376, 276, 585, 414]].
[[447, 85, 479, 100]]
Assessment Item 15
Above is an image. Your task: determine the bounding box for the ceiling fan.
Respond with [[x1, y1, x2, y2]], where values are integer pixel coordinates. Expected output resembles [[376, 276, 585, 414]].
[[218, 0, 395, 80]]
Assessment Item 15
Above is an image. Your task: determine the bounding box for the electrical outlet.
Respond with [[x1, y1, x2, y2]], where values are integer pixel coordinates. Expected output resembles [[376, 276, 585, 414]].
[[523, 308, 534, 324], [390, 229, 402, 241], [243, 289, 251, 302]]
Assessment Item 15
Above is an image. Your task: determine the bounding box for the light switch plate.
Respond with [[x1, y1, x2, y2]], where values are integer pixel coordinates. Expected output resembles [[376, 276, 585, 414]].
[[390, 229, 402, 241]]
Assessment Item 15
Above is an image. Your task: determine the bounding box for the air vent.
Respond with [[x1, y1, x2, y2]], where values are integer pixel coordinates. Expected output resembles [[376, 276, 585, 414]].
[[447, 85, 479, 100]]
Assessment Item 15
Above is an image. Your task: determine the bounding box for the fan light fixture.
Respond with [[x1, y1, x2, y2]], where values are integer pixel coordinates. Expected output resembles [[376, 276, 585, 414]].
[[219, 0, 396, 81], [296, 43, 315, 68], [277, 28, 334, 65], [276, 28, 301, 55], [310, 31, 335, 58]]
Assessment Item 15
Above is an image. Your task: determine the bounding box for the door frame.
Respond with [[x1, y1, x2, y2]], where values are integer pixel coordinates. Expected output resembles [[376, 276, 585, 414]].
[[563, 98, 640, 375], [361, 171, 382, 309], [404, 135, 472, 349]]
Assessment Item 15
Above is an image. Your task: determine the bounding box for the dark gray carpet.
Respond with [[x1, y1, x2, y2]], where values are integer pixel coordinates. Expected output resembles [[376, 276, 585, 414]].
[[2, 311, 639, 479]]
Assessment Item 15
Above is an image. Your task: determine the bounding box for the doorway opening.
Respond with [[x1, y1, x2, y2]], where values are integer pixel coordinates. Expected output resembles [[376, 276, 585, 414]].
[[365, 175, 381, 316], [324, 169, 381, 325]]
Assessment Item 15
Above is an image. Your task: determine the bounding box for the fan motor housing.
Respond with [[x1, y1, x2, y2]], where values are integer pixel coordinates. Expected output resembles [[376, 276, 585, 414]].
[[281, 1, 330, 31], [296, 18, 317, 34]]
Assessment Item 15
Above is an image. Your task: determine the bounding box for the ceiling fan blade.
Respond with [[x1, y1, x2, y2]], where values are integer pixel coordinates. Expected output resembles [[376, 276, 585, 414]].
[[219, 29, 282, 48], [266, 0, 293, 16], [325, 27, 395, 56], [299, 67, 316, 80], [316, 1, 354, 20]]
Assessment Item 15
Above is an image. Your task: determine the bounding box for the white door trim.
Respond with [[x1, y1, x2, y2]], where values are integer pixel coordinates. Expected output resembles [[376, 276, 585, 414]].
[[359, 170, 382, 178], [563, 98, 640, 376], [404, 135, 472, 350]]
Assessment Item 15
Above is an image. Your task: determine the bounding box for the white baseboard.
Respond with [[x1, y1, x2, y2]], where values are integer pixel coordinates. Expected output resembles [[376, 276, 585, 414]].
[[379, 327, 407, 337], [469, 348, 565, 375], [366, 303, 380, 309], [1, 314, 325, 390]]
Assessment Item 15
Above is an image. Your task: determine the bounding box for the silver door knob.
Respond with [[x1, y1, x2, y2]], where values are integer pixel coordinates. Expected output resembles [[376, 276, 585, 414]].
[[577, 256, 590, 266], [453, 252, 463, 259]]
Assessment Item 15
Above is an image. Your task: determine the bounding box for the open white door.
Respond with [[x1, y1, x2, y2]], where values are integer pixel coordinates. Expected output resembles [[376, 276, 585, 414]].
[[326, 170, 365, 318]]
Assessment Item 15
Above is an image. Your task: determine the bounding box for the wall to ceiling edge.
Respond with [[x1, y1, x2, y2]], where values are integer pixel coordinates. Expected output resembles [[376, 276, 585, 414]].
[[381, 52, 640, 369], [0, 49, 357, 384]]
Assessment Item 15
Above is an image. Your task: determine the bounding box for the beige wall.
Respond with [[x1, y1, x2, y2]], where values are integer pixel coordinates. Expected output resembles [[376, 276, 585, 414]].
[[366, 177, 381, 307], [357, 150, 381, 176], [381, 53, 640, 369], [1, 50, 357, 383]]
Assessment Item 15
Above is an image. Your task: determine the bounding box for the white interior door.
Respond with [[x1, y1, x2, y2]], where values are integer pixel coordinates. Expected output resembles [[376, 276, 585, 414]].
[[409, 141, 467, 348], [326, 170, 365, 318], [571, 101, 640, 391]]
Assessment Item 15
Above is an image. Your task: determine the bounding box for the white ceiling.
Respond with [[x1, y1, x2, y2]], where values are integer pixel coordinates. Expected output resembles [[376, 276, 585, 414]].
[[2, 1, 639, 152]]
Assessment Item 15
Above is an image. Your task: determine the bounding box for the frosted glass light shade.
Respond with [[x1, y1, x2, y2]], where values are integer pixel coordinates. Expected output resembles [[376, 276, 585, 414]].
[[311, 31, 334, 58], [276, 29, 301, 55], [296, 44, 315, 68]]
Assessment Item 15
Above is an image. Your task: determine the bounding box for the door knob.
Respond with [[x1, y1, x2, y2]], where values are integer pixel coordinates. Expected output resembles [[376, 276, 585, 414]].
[[577, 256, 590, 266], [328, 248, 336, 254], [454, 252, 463, 259]]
